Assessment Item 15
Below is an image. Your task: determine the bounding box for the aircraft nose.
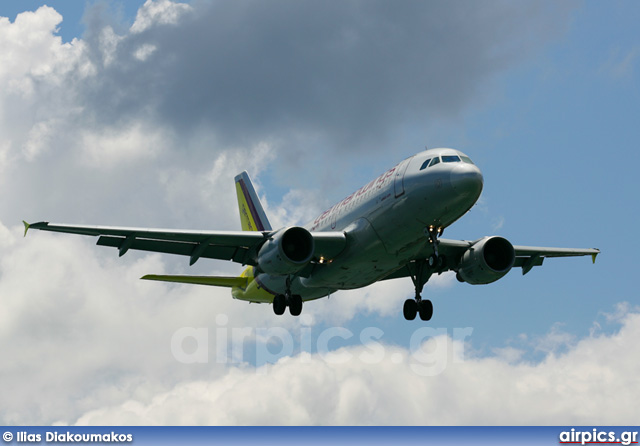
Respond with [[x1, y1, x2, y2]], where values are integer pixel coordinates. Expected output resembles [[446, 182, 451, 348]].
[[449, 164, 483, 199]]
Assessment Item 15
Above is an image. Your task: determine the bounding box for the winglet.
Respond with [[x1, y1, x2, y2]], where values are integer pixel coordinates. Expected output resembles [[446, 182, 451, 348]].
[[592, 252, 599, 264], [22, 221, 30, 237]]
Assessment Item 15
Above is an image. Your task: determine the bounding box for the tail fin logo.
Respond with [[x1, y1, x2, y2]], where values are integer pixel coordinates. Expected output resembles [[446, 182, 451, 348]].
[[234, 171, 272, 232]]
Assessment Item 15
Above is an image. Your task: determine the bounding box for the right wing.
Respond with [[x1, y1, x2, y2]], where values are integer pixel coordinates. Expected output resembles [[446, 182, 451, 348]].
[[437, 239, 600, 273], [382, 238, 600, 280]]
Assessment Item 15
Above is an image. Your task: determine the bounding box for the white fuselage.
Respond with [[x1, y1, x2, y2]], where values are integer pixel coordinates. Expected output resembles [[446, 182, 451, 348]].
[[257, 148, 484, 300]]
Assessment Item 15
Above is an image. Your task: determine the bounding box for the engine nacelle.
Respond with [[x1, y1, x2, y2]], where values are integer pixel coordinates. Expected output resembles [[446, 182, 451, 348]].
[[456, 236, 515, 285], [257, 226, 314, 275]]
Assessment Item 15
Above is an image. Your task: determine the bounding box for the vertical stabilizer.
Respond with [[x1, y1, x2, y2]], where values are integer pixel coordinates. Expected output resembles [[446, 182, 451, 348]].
[[234, 171, 272, 231]]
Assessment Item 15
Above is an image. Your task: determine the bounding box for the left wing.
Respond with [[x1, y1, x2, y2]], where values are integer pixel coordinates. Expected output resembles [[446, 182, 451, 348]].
[[23, 221, 348, 269], [383, 238, 600, 280], [23, 221, 268, 266]]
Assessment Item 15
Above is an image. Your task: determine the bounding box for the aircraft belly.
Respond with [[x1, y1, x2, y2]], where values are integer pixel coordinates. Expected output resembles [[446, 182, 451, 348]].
[[327, 260, 399, 289], [301, 217, 399, 290], [369, 185, 470, 255], [251, 272, 332, 302]]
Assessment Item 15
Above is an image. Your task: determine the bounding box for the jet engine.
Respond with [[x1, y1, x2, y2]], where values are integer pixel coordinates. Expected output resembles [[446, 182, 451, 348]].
[[456, 236, 515, 284], [257, 226, 314, 275]]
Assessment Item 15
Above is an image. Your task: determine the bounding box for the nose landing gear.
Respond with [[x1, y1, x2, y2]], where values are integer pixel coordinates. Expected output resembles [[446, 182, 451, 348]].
[[425, 225, 444, 265]]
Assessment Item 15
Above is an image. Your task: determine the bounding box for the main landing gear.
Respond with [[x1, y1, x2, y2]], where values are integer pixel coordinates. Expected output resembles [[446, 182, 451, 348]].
[[403, 258, 434, 321], [272, 276, 303, 317], [403, 226, 444, 321]]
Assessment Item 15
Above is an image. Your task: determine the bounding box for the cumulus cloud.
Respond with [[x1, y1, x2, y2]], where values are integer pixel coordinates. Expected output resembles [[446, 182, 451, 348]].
[[0, 0, 578, 223], [0, 213, 419, 424], [73, 309, 640, 425], [0, 0, 576, 181], [71, 0, 576, 158], [1, 216, 325, 424], [130, 0, 192, 34]]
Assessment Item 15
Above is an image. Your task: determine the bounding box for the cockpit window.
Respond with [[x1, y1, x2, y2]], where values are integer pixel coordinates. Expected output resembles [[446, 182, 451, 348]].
[[419, 159, 431, 170], [429, 157, 440, 167], [460, 155, 474, 164], [442, 155, 461, 163]]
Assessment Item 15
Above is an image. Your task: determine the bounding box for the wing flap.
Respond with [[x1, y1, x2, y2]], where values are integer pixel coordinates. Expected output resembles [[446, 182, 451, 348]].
[[97, 236, 254, 264], [513, 245, 600, 259]]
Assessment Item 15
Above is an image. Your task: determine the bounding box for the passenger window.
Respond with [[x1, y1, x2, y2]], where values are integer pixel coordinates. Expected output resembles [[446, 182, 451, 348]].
[[429, 157, 440, 167], [420, 159, 431, 170], [442, 155, 461, 163]]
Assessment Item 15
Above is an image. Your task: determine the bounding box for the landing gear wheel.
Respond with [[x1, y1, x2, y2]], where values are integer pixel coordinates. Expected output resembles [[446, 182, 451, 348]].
[[418, 299, 433, 321], [403, 299, 418, 320], [273, 294, 286, 315], [428, 254, 438, 268], [437, 254, 446, 271], [289, 295, 303, 316]]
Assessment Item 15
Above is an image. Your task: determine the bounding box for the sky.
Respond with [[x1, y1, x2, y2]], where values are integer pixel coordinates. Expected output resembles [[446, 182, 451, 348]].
[[0, 0, 639, 426]]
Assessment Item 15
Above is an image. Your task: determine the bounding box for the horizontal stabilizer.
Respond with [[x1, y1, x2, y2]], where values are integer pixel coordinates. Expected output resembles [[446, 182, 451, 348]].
[[141, 274, 248, 288]]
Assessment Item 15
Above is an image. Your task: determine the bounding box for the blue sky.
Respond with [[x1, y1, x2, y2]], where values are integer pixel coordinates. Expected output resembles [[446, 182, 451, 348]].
[[0, 0, 638, 425], [336, 1, 639, 352], [0, 0, 148, 42]]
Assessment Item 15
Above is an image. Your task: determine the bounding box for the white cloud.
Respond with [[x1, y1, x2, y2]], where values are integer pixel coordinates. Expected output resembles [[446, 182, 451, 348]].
[[98, 26, 123, 67], [267, 188, 327, 228], [531, 322, 576, 356], [0, 7, 68, 86], [23, 120, 55, 161], [1, 217, 301, 424], [73, 310, 640, 425], [133, 43, 157, 61], [130, 0, 192, 34], [80, 123, 168, 167], [602, 301, 635, 323], [156, 140, 276, 232], [0, 6, 90, 173]]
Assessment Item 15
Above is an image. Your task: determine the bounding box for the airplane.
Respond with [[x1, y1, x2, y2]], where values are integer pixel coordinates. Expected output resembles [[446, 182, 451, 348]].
[[23, 148, 599, 321]]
